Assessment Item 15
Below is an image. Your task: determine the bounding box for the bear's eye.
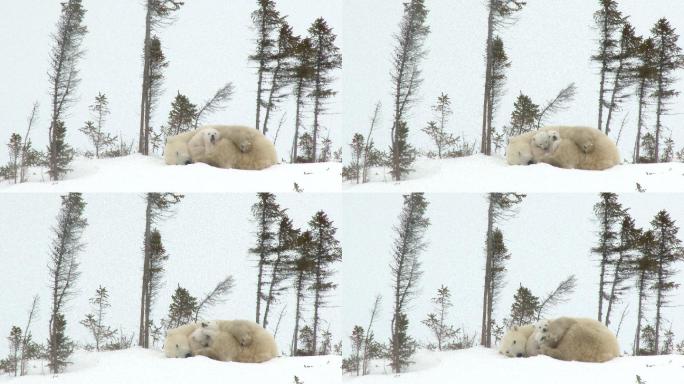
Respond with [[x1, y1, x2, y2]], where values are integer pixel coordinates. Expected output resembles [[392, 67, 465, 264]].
[[513, 340, 516, 344], [176, 344, 179, 348]]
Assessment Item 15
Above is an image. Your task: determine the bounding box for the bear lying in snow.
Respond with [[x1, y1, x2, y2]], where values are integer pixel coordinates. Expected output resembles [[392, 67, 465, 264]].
[[506, 126, 620, 170], [499, 317, 620, 363], [163, 320, 278, 363], [164, 125, 277, 170], [534, 317, 620, 363]]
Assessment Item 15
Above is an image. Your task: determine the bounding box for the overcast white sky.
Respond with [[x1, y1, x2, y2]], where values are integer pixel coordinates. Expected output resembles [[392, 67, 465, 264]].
[[0, 193, 342, 357], [343, 0, 684, 160], [342, 193, 684, 355], [0, 0, 342, 164]]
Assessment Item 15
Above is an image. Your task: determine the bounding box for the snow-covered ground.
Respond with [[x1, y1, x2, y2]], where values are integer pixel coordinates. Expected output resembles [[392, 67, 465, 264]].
[[0, 155, 341, 193], [343, 155, 684, 192], [345, 348, 684, 384], [0, 348, 340, 384]]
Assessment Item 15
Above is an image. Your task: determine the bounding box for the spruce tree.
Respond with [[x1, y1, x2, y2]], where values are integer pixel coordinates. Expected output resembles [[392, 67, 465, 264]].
[[633, 38, 658, 163], [290, 37, 315, 163], [346, 133, 365, 183], [480, 0, 525, 154], [138, 0, 183, 155], [486, 36, 511, 153], [508, 285, 539, 326], [422, 285, 459, 351], [5, 326, 21, 376], [592, 0, 624, 133], [193, 83, 235, 129], [633, 230, 658, 355], [262, 22, 297, 135], [422, 93, 458, 158], [297, 132, 315, 163], [6, 133, 22, 184], [80, 93, 116, 159], [535, 275, 577, 321], [291, 230, 315, 356], [389, 193, 430, 372], [485, 228, 511, 342], [650, 18, 684, 162], [389, 0, 430, 180], [308, 18, 342, 161], [47, 0, 87, 180], [649, 210, 684, 353], [138, 193, 182, 348], [47, 193, 87, 373], [249, 193, 282, 324], [250, 0, 282, 134], [308, 211, 342, 354], [604, 215, 639, 327], [194, 276, 235, 322], [164, 285, 198, 329], [346, 325, 364, 375], [262, 214, 298, 328], [163, 92, 197, 138], [80, 286, 117, 351], [505, 93, 539, 137], [604, 22, 639, 136], [591, 193, 626, 323], [481, 193, 524, 347]]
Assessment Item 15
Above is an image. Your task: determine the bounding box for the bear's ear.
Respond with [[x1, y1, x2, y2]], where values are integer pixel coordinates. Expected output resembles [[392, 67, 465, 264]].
[[512, 325, 519, 331]]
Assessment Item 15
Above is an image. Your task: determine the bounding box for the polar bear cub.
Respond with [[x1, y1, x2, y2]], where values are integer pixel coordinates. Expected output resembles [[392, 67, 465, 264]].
[[535, 317, 620, 362], [531, 130, 561, 157], [188, 127, 221, 158], [189, 320, 279, 363]]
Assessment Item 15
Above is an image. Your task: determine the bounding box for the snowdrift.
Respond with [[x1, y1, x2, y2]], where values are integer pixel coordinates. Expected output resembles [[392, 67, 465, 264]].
[[0, 155, 341, 193], [344, 347, 684, 384], [2, 348, 341, 384], [343, 155, 684, 193]]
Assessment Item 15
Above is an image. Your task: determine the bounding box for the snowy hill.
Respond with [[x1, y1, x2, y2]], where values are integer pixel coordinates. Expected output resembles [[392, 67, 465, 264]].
[[0, 155, 341, 192], [0, 348, 341, 384], [344, 348, 684, 384], [343, 155, 684, 192]]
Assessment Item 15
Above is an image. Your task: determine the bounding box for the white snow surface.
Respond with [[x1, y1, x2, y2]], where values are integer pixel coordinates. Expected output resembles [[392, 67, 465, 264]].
[[0, 348, 341, 384], [345, 348, 684, 384], [343, 155, 684, 192], [0, 155, 341, 192]]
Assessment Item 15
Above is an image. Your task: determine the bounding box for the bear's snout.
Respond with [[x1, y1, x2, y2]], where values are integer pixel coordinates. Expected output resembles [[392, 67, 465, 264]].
[[516, 353, 523, 358], [185, 352, 192, 358], [185, 160, 192, 165]]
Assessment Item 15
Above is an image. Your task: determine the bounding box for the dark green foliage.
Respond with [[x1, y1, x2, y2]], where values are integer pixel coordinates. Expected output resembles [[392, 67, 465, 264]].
[[262, 214, 299, 328], [649, 18, 684, 161], [297, 132, 315, 163], [163, 92, 198, 137], [505, 93, 539, 137], [591, 193, 627, 323], [422, 285, 461, 351], [633, 229, 658, 355], [262, 22, 298, 135], [308, 211, 342, 355], [639, 324, 657, 355], [649, 210, 684, 353], [633, 38, 658, 163], [604, 215, 639, 327], [46, 120, 74, 181], [388, 312, 416, 373], [249, 193, 283, 324], [422, 93, 460, 159], [390, 0, 430, 180], [290, 38, 316, 163], [164, 285, 198, 329], [48, 0, 87, 180], [80, 93, 116, 159], [390, 193, 430, 372], [46, 313, 74, 373], [47, 193, 86, 373], [297, 325, 315, 356], [344, 325, 364, 375], [508, 285, 539, 326], [604, 22, 640, 136], [592, 0, 624, 133], [291, 230, 315, 356]]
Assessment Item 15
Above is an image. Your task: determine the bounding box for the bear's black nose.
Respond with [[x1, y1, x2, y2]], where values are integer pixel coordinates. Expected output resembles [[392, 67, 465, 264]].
[[185, 160, 192, 165], [516, 353, 523, 358], [185, 352, 192, 358], [527, 160, 536, 165]]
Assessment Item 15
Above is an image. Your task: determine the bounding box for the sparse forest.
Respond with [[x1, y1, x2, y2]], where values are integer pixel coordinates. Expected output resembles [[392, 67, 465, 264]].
[[0, 193, 341, 378]]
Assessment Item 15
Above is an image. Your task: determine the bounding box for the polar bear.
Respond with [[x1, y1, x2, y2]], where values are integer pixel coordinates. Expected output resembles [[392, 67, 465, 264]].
[[535, 317, 620, 363], [164, 131, 197, 166], [189, 320, 279, 363], [163, 323, 199, 358], [499, 324, 534, 358], [189, 125, 277, 171], [187, 127, 221, 159], [506, 126, 620, 170]]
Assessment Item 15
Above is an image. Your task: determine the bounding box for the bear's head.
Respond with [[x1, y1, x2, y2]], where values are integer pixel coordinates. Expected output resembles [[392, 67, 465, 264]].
[[164, 138, 193, 165], [163, 331, 193, 358], [499, 324, 534, 358], [506, 140, 535, 166], [198, 127, 220, 147]]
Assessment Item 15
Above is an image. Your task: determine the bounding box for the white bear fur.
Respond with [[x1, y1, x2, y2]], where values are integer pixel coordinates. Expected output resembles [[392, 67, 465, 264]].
[[536, 317, 620, 363], [190, 320, 279, 363], [506, 126, 620, 170]]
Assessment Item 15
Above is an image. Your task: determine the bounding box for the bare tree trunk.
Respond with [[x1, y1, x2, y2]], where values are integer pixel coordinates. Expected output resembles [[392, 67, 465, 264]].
[[654, 67, 665, 162], [480, 196, 494, 347], [138, 199, 152, 347], [291, 272, 304, 355], [634, 78, 646, 163], [138, 3, 152, 155], [480, 2, 495, 155], [654, 256, 664, 354], [633, 270, 646, 355]]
